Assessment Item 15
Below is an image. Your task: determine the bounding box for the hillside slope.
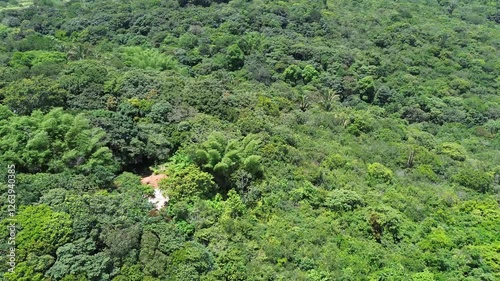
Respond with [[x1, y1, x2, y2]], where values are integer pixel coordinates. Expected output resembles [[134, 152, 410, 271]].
[[0, 0, 499, 280]]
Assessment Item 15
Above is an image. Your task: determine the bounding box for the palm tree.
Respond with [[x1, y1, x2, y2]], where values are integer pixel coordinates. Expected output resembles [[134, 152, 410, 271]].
[[298, 93, 310, 112], [319, 89, 340, 111], [67, 43, 94, 61]]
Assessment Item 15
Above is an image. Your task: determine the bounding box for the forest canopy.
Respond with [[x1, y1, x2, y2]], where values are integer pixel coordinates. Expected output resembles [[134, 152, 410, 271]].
[[0, 0, 499, 280]]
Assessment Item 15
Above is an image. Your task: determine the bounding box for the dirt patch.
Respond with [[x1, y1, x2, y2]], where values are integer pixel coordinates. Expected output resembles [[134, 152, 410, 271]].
[[141, 174, 167, 188]]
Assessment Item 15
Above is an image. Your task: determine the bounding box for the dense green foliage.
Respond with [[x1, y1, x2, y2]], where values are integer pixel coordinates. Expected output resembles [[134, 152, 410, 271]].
[[0, 0, 499, 280]]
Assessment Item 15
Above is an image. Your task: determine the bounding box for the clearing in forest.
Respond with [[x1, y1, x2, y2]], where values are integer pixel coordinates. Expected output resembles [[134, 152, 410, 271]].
[[141, 174, 168, 210]]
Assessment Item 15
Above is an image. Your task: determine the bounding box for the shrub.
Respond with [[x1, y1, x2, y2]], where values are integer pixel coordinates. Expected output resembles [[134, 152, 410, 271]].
[[321, 154, 347, 170], [439, 142, 466, 161], [414, 164, 439, 182], [323, 189, 364, 211], [162, 164, 217, 200], [368, 163, 394, 185], [453, 168, 493, 193]]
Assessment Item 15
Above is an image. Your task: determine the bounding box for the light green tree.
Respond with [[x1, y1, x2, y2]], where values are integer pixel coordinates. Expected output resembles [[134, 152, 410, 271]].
[[193, 133, 263, 188]]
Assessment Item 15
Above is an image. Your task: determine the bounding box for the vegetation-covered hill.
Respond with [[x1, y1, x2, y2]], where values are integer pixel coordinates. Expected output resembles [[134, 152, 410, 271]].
[[0, 0, 499, 280]]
